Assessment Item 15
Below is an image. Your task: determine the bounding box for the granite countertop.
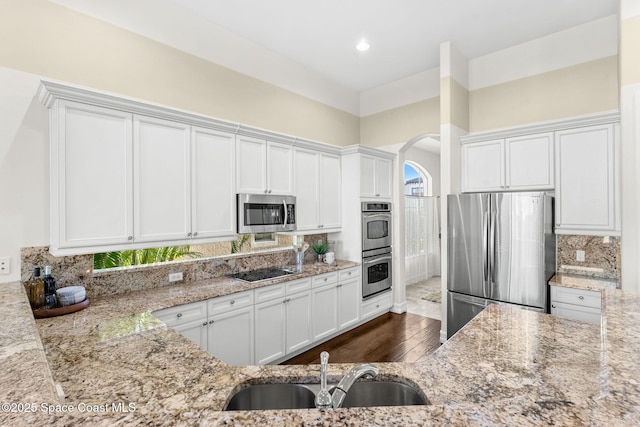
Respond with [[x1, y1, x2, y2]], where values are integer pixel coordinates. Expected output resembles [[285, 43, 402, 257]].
[[3, 264, 640, 425], [549, 272, 619, 292]]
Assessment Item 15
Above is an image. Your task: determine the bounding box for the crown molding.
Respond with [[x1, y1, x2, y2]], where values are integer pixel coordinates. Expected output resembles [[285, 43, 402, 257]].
[[341, 144, 396, 159], [460, 111, 620, 144]]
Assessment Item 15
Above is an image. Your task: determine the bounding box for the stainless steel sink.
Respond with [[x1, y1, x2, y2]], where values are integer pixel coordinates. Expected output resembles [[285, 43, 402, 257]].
[[224, 381, 427, 411], [224, 384, 316, 411], [332, 381, 427, 408]]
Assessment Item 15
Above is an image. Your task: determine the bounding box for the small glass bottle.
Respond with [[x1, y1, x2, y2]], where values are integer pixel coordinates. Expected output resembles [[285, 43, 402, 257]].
[[28, 267, 45, 309], [42, 265, 57, 309]]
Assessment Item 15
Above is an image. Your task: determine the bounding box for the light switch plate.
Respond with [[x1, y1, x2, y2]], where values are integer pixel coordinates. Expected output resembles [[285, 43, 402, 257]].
[[169, 272, 183, 282], [0, 257, 10, 275], [576, 250, 586, 262]]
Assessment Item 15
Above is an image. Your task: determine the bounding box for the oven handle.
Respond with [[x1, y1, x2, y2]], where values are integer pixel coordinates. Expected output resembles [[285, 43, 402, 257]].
[[363, 254, 392, 265], [363, 212, 391, 219]]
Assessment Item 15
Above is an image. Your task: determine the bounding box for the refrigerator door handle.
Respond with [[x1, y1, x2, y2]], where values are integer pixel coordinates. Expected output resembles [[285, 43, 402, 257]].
[[490, 211, 496, 285], [482, 212, 489, 283]]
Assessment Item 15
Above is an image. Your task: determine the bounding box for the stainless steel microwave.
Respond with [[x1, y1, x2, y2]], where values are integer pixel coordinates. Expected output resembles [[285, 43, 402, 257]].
[[237, 194, 297, 234]]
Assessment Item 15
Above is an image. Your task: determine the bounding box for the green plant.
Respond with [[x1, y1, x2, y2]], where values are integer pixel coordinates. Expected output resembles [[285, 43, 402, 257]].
[[93, 246, 202, 270], [231, 234, 252, 254], [312, 242, 329, 255]]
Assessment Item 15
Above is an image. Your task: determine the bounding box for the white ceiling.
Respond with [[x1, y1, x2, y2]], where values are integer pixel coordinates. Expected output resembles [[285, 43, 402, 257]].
[[165, 0, 617, 91]]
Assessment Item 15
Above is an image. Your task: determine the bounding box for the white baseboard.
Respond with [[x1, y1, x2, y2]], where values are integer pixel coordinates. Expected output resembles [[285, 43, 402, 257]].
[[391, 301, 407, 314]]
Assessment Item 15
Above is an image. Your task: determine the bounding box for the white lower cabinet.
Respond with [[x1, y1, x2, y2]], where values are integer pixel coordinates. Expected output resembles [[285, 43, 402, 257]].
[[208, 306, 255, 365], [155, 269, 367, 366], [550, 285, 601, 325], [361, 291, 393, 320]]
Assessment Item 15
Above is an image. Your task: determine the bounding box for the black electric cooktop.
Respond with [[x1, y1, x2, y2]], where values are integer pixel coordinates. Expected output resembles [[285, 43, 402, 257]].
[[228, 267, 297, 283]]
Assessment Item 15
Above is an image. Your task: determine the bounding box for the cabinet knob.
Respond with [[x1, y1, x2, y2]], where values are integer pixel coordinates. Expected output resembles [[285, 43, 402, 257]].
[[202, 322, 208, 327], [187, 232, 192, 237], [264, 189, 268, 193], [551, 304, 556, 308], [376, 304, 380, 308], [268, 189, 272, 193], [193, 232, 198, 237], [230, 300, 235, 305], [128, 236, 133, 241], [209, 320, 214, 324], [337, 284, 342, 288], [323, 278, 327, 282], [177, 313, 182, 318], [376, 194, 380, 197], [578, 295, 584, 300]]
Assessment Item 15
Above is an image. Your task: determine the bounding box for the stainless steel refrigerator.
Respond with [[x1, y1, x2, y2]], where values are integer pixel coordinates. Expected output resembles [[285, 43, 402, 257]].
[[447, 192, 555, 338]]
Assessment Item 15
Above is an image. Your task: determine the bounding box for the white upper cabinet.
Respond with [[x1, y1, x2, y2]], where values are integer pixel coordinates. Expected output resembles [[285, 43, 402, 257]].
[[52, 101, 133, 250], [555, 124, 620, 236], [462, 132, 554, 193], [293, 148, 341, 232], [134, 115, 191, 242], [236, 136, 293, 195], [191, 127, 236, 238], [360, 155, 392, 199], [462, 139, 504, 192]]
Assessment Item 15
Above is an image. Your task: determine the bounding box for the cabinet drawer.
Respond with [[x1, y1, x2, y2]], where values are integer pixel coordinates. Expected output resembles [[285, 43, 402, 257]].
[[550, 301, 601, 325], [312, 272, 338, 288], [208, 290, 254, 316], [550, 286, 601, 309], [286, 277, 312, 295], [254, 283, 286, 304], [339, 267, 359, 281], [361, 292, 392, 319], [154, 300, 207, 328]]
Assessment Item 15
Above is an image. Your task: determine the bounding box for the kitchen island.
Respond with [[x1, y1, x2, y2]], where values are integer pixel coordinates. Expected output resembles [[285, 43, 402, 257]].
[[2, 267, 640, 425]]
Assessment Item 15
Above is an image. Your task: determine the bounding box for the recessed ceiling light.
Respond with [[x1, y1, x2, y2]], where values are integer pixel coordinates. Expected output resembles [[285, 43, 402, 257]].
[[356, 39, 370, 52]]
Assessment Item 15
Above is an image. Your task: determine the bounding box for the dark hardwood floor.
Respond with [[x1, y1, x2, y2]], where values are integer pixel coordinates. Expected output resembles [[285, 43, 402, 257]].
[[281, 312, 441, 365]]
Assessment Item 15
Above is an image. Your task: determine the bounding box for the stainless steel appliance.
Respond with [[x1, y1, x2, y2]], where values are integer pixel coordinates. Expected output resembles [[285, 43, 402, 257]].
[[237, 194, 296, 234], [229, 267, 297, 283], [361, 202, 392, 251], [362, 202, 392, 299], [447, 192, 555, 338]]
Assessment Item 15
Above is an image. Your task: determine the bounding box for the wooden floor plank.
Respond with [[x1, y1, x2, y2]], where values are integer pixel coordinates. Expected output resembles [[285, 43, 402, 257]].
[[281, 312, 441, 365]]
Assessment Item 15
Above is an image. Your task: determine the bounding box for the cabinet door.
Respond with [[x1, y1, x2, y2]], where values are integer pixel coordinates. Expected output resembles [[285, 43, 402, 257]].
[[55, 101, 133, 248], [319, 153, 342, 229], [134, 115, 191, 242], [286, 290, 313, 354], [254, 298, 286, 364], [337, 279, 360, 330], [174, 319, 208, 349], [360, 155, 377, 197], [462, 140, 504, 192], [236, 135, 266, 194], [311, 283, 338, 341], [191, 127, 236, 238], [555, 124, 618, 234], [208, 306, 254, 366], [267, 141, 293, 195], [293, 148, 320, 231], [505, 133, 554, 190], [374, 158, 392, 198]]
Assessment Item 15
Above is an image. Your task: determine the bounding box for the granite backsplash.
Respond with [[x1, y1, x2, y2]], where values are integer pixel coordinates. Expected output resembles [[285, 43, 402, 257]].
[[556, 234, 620, 282], [21, 234, 329, 300]]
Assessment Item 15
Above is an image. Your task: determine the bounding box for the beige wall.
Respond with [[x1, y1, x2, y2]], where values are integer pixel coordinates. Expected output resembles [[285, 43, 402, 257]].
[[359, 97, 440, 147], [620, 15, 640, 85], [440, 77, 469, 130], [0, 0, 359, 147], [469, 56, 619, 132]]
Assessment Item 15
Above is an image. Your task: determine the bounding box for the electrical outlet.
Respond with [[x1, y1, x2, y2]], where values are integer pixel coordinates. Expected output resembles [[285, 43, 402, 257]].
[[0, 257, 9, 275], [168, 272, 183, 282], [576, 250, 586, 262]]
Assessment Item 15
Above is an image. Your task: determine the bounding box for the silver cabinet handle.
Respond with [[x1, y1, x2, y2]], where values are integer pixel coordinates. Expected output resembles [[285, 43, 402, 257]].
[[177, 313, 183, 318], [336, 284, 342, 288], [578, 296, 584, 300], [202, 322, 208, 326], [209, 320, 214, 324]]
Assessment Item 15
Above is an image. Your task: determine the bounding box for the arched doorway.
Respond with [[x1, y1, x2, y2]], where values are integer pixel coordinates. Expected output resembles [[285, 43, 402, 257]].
[[403, 161, 441, 320]]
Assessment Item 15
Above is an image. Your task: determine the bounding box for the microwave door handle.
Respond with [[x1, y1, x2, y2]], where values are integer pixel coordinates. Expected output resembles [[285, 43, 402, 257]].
[[283, 199, 288, 229], [363, 213, 391, 219]]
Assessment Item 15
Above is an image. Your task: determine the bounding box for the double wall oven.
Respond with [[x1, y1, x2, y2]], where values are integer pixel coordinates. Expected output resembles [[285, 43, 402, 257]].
[[361, 202, 392, 299]]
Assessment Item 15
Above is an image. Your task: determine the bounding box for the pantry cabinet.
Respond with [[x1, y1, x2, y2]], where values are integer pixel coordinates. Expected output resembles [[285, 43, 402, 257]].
[[293, 148, 341, 232], [51, 100, 134, 249], [554, 124, 620, 236], [236, 135, 293, 195], [461, 132, 553, 193]]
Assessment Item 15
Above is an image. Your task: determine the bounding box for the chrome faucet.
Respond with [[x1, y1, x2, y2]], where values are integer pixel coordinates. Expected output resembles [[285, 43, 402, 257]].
[[314, 351, 379, 409]]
